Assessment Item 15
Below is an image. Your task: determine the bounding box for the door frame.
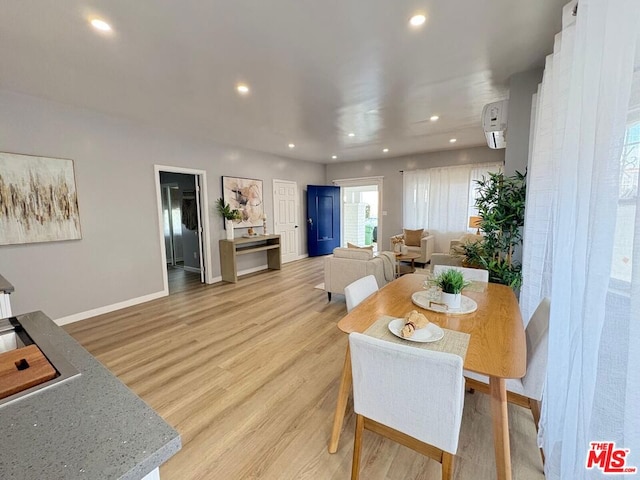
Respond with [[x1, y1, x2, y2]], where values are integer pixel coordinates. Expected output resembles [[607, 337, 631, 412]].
[[272, 179, 300, 263], [332, 176, 384, 248], [154, 165, 213, 294]]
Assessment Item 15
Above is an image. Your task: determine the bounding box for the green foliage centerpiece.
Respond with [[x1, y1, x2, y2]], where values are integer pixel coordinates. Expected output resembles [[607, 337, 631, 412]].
[[431, 269, 470, 309], [216, 198, 242, 240], [216, 198, 241, 221]]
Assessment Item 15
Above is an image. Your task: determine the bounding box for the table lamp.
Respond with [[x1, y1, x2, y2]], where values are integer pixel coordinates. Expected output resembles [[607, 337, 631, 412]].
[[468, 216, 481, 234]]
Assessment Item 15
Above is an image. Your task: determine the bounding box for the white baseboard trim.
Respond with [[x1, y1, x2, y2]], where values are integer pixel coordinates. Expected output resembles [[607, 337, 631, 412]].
[[206, 264, 269, 284], [282, 253, 309, 264], [239, 264, 269, 276], [54, 290, 168, 326], [183, 266, 201, 274]]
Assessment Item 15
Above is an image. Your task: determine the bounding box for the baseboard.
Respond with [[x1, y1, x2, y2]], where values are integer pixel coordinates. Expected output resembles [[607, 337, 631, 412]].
[[282, 253, 309, 264], [238, 264, 269, 276], [183, 266, 201, 274], [54, 290, 168, 326], [206, 264, 270, 284]]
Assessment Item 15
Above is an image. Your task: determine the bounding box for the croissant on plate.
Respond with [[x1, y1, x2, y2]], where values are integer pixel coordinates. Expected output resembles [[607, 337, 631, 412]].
[[401, 310, 430, 338]]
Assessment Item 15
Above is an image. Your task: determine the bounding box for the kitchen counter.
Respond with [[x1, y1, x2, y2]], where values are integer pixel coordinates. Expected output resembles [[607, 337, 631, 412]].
[[0, 311, 181, 480], [0, 273, 14, 294]]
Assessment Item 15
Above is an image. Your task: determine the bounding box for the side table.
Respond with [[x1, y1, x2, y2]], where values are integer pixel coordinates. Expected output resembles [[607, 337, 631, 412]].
[[395, 252, 421, 277]]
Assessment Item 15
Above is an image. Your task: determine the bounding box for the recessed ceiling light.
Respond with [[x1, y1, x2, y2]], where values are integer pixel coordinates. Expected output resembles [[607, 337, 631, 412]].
[[348, 132, 355, 137], [236, 84, 250, 95], [90, 18, 112, 32], [331, 155, 338, 159], [430, 115, 439, 122], [383, 148, 389, 153], [449, 138, 457, 143], [409, 14, 426, 27], [288, 143, 295, 149]]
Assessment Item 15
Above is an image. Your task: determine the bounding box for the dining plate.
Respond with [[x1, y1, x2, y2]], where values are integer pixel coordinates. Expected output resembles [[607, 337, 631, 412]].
[[411, 291, 478, 315], [387, 318, 444, 343]]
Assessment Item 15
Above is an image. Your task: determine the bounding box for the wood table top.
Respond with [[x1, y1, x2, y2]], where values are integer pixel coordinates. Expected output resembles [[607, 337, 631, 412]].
[[337, 274, 526, 379]]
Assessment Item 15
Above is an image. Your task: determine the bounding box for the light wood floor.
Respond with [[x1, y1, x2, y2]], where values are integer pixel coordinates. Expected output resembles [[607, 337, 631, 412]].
[[65, 257, 544, 480]]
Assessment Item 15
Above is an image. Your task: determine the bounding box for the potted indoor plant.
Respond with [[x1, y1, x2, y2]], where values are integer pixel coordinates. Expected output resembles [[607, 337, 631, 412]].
[[461, 171, 526, 289], [216, 198, 242, 240], [431, 269, 470, 309]]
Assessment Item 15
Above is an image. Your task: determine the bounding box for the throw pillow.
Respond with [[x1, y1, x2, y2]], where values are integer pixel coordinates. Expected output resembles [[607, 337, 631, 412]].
[[347, 242, 374, 250], [403, 228, 424, 247]]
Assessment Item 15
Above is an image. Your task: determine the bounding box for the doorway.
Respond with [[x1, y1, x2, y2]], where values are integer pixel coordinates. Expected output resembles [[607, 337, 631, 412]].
[[273, 179, 300, 263], [161, 183, 184, 268], [155, 166, 212, 295], [306, 185, 341, 257], [333, 177, 383, 251]]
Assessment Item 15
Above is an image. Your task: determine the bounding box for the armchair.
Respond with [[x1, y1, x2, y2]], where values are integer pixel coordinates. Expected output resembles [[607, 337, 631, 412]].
[[389, 229, 435, 264], [431, 234, 483, 267]]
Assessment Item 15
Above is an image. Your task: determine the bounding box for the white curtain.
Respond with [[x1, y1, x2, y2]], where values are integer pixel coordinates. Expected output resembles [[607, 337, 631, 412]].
[[403, 163, 501, 252], [521, 1, 640, 477]]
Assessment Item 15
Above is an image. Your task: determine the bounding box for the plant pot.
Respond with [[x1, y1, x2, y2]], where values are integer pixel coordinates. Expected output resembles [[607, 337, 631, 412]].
[[440, 292, 462, 309], [225, 219, 234, 240]]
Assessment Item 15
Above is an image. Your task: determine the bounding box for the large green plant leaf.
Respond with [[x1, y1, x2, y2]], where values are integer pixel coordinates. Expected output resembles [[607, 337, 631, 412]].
[[464, 170, 526, 288]]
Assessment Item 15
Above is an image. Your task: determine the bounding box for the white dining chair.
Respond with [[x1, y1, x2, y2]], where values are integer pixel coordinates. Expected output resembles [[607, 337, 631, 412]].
[[433, 265, 489, 283], [464, 297, 550, 462], [348, 332, 465, 480], [344, 275, 379, 313]]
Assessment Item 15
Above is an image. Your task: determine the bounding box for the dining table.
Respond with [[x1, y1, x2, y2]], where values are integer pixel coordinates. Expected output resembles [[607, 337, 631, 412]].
[[328, 273, 526, 480]]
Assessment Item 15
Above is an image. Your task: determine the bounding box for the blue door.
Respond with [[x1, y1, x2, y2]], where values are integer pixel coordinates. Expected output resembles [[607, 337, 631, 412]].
[[307, 185, 340, 257]]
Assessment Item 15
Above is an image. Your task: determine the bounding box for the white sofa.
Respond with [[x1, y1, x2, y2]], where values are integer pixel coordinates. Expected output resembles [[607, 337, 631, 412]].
[[324, 248, 393, 301], [389, 230, 435, 264]]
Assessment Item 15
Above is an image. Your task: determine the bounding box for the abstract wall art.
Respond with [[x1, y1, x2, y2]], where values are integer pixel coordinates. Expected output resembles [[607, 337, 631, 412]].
[[0, 152, 82, 245], [222, 176, 264, 228]]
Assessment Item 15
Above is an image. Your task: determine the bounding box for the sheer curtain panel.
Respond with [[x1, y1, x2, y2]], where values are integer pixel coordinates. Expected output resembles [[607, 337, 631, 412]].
[[403, 163, 501, 252], [521, 1, 640, 478]]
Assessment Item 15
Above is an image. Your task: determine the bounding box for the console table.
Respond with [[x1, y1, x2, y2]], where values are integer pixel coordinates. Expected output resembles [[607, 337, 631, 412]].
[[219, 234, 281, 283]]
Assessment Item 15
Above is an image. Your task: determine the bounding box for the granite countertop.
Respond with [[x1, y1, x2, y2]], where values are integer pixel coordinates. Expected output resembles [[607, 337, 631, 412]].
[[0, 273, 14, 294], [0, 311, 181, 480]]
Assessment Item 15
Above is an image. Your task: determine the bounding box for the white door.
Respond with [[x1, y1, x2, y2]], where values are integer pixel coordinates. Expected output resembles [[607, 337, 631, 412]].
[[273, 179, 300, 263]]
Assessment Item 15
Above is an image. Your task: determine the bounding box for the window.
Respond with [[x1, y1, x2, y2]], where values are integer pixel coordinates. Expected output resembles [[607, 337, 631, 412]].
[[611, 123, 640, 284], [403, 162, 502, 232]]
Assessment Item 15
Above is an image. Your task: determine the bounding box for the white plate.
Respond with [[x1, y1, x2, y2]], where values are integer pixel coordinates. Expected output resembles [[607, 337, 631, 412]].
[[387, 318, 444, 343], [411, 291, 478, 315]]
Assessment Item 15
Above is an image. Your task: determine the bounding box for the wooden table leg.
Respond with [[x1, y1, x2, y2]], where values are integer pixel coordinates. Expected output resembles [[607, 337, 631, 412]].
[[328, 345, 353, 453], [490, 376, 512, 480]]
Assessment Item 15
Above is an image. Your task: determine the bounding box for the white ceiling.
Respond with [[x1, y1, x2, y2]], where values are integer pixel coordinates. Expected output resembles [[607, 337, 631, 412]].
[[0, 1, 565, 163]]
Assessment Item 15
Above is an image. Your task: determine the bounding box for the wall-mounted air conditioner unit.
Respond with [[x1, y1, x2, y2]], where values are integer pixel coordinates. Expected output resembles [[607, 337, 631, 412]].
[[482, 100, 508, 149]]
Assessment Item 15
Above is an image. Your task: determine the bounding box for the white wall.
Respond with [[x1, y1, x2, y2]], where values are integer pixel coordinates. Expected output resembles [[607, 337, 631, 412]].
[[0, 90, 325, 321], [326, 146, 505, 251], [504, 69, 543, 176]]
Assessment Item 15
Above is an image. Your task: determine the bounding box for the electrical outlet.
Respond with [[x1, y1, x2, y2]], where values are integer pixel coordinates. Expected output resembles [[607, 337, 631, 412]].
[[193, 252, 197, 259]]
